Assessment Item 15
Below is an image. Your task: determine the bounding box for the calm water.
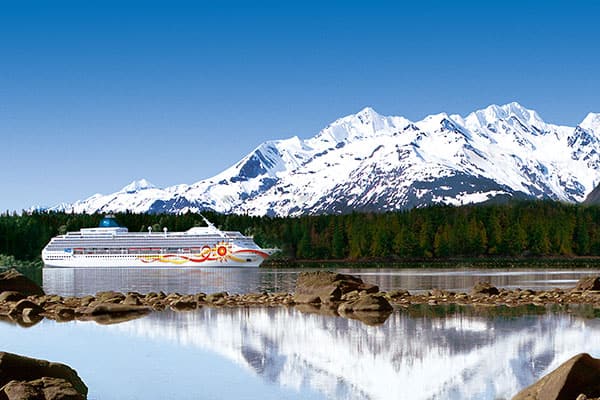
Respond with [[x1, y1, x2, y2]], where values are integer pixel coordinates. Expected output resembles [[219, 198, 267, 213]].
[[2, 305, 600, 399], [2, 267, 600, 399], [42, 266, 600, 296]]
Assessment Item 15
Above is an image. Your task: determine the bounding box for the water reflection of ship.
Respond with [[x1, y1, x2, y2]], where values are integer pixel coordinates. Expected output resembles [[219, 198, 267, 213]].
[[42, 267, 300, 297], [109, 307, 600, 400]]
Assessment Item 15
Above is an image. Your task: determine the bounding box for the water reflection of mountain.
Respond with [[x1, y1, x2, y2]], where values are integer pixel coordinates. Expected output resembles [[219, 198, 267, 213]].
[[110, 307, 600, 400]]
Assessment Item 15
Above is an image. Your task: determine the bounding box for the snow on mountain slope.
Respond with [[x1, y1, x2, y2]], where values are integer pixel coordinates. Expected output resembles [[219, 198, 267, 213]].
[[64, 179, 177, 214], [120, 178, 156, 193], [178, 136, 313, 212], [52, 103, 600, 216], [580, 112, 600, 133]]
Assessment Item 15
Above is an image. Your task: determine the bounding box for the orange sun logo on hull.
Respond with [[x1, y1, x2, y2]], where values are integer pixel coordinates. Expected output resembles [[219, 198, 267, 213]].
[[215, 241, 232, 262]]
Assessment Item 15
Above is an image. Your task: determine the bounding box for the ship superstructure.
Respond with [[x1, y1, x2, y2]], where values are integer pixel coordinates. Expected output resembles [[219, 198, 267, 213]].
[[42, 215, 277, 268]]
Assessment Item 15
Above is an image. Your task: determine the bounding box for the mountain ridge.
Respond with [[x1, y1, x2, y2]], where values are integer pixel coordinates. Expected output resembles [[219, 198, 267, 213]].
[[48, 102, 600, 216]]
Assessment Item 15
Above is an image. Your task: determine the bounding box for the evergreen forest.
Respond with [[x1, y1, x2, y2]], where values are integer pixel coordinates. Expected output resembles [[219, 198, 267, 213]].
[[2, 201, 600, 267]]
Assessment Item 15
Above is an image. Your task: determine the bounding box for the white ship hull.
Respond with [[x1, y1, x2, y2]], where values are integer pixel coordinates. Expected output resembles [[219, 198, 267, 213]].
[[42, 215, 278, 268], [42, 248, 275, 268]]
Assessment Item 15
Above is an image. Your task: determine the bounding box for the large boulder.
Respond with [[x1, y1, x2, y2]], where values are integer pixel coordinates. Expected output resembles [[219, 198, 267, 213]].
[[0, 352, 87, 398], [294, 271, 379, 304], [0, 269, 44, 296], [512, 353, 600, 400], [575, 276, 600, 291]]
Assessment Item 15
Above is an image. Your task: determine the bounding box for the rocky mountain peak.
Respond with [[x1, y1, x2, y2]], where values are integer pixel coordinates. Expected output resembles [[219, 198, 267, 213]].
[[580, 112, 600, 133], [120, 179, 156, 193], [49, 103, 600, 216]]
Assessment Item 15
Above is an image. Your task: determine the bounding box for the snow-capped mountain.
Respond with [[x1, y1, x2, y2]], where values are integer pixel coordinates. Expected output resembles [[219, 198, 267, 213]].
[[52, 102, 600, 216]]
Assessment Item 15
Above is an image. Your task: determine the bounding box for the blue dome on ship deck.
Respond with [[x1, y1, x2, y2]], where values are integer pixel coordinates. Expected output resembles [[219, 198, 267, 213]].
[[99, 215, 121, 228]]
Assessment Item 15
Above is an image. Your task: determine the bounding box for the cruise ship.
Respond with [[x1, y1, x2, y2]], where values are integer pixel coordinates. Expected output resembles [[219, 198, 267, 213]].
[[42, 215, 278, 268]]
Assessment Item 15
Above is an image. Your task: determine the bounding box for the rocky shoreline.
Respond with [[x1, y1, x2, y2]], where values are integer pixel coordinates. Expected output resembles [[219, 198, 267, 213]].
[[2, 269, 600, 327]]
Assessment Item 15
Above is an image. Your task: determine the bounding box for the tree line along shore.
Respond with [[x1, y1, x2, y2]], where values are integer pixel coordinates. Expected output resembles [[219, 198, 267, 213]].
[[1, 200, 600, 270]]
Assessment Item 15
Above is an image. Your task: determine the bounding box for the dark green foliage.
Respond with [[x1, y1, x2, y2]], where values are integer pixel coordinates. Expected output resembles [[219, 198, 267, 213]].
[[2, 201, 600, 263]]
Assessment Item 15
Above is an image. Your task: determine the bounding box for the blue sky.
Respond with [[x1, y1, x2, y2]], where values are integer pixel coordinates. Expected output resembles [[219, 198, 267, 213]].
[[1, 0, 599, 211]]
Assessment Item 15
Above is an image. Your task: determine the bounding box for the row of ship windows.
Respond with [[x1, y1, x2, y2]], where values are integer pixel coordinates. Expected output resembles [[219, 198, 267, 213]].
[[49, 241, 241, 246], [47, 255, 146, 259], [49, 248, 233, 255], [58, 235, 231, 241], [50, 242, 235, 247], [48, 247, 242, 253]]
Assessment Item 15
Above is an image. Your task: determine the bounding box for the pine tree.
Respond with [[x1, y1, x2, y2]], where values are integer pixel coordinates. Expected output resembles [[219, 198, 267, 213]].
[[433, 224, 451, 258]]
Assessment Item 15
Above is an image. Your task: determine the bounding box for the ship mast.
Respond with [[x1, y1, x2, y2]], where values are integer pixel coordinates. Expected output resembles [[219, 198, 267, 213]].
[[200, 214, 226, 238]]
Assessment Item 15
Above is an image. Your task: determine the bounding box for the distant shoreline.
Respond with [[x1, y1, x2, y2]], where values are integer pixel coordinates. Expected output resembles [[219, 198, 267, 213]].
[[263, 256, 600, 269], [4, 255, 600, 272]]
